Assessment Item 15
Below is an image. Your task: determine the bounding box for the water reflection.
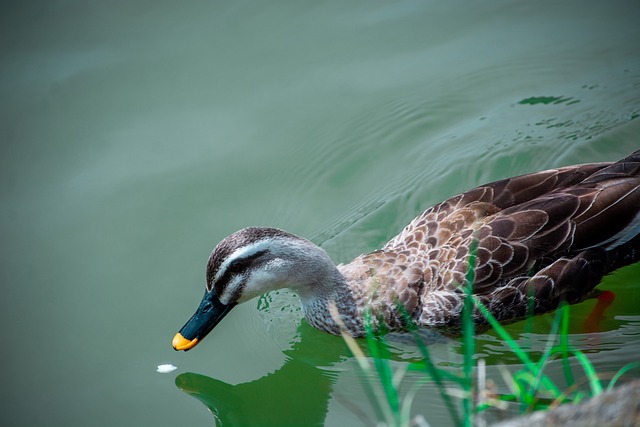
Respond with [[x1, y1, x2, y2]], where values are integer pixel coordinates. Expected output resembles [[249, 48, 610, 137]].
[[175, 323, 348, 427]]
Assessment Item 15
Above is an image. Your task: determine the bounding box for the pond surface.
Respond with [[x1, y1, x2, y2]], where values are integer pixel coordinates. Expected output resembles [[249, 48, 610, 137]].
[[1, 1, 639, 426]]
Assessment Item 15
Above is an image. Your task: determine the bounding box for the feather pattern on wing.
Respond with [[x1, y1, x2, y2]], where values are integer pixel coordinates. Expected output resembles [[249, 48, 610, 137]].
[[336, 149, 640, 332]]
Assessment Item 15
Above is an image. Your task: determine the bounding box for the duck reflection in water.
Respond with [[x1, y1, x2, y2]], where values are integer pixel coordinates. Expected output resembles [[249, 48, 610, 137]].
[[175, 320, 451, 426], [175, 322, 354, 427]]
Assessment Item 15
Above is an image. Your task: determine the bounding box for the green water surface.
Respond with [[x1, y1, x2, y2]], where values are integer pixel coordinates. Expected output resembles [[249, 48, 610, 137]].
[[1, 1, 639, 426]]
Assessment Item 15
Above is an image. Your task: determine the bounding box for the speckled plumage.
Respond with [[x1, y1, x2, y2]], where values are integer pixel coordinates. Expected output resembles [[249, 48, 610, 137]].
[[332, 150, 640, 335], [183, 150, 640, 341]]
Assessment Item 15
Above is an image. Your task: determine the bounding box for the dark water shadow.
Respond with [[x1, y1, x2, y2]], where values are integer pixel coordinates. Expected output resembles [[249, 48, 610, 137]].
[[174, 317, 458, 426], [174, 322, 353, 426]]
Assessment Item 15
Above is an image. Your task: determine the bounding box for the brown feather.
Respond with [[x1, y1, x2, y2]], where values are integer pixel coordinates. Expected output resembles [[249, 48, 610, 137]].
[[338, 149, 640, 333]]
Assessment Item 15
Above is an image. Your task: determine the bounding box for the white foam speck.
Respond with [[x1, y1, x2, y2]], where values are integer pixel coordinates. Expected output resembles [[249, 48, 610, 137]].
[[156, 364, 178, 373]]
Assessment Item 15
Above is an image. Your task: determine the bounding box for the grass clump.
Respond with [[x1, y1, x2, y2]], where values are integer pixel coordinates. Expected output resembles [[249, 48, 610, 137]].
[[335, 241, 639, 426], [347, 301, 639, 427]]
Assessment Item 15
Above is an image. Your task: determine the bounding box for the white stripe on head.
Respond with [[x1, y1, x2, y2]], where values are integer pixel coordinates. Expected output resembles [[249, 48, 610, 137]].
[[213, 239, 276, 284]]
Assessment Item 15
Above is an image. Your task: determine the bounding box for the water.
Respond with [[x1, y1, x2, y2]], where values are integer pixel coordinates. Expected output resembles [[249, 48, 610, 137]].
[[1, 1, 639, 426]]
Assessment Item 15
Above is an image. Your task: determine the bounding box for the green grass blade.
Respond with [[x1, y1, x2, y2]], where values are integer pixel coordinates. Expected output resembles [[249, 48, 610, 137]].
[[363, 310, 401, 423], [572, 349, 602, 396], [330, 304, 393, 424], [471, 295, 564, 398], [341, 333, 390, 422], [400, 378, 429, 427], [607, 361, 640, 391], [462, 239, 478, 427], [536, 346, 602, 406], [559, 304, 575, 388], [546, 347, 602, 396], [398, 305, 462, 426], [522, 305, 570, 410]]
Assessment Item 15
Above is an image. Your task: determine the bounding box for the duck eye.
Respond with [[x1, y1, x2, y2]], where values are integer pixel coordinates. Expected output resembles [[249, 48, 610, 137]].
[[229, 261, 244, 274]]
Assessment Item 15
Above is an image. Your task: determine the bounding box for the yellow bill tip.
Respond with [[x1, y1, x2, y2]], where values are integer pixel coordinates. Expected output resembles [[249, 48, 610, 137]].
[[172, 333, 199, 351]]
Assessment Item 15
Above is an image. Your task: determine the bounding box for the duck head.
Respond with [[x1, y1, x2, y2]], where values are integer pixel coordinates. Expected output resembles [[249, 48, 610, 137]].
[[172, 227, 338, 351]]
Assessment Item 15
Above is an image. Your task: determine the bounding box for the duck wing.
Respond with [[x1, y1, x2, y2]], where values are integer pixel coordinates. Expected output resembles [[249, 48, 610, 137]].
[[478, 154, 640, 285], [386, 149, 640, 328]]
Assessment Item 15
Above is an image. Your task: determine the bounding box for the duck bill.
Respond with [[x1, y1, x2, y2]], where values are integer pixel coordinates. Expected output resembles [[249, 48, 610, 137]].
[[172, 293, 235, 351]]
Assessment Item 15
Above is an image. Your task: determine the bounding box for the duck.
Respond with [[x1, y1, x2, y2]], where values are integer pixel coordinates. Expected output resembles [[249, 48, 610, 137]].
[[173, 149, 640, 351]]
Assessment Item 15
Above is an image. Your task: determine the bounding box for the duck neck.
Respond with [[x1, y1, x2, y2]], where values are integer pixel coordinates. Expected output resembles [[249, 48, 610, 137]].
[[266, 238, 365, 336], [296, 267, 365, 337]]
